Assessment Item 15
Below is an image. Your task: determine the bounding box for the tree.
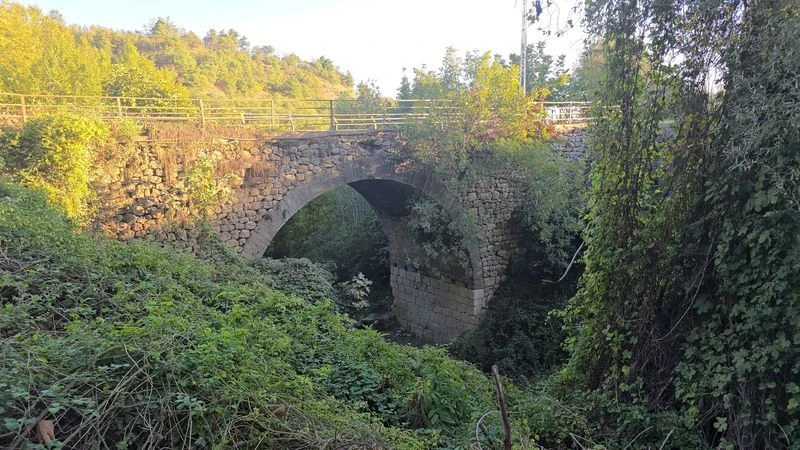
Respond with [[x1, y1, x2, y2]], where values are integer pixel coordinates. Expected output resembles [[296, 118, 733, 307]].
[[0, 3, 355, 100], [397, 68, 412, 100], [409, 68, 446, 99], [561, 0, 800, 446], [439, 46, 463, 93], [0, 3, 108, 95], [509, 41, 568, 99], [103, 40, 188, 100]]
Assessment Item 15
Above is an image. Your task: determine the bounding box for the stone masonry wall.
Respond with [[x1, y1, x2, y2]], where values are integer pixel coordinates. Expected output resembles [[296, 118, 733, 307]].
[[464, 174, 528, 298], [552, 125, 590, 160], [390, 265, 484, 342]]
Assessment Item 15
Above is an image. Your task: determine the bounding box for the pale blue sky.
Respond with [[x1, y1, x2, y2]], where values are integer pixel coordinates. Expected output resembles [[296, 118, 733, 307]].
[[21, 0, 585, 95]]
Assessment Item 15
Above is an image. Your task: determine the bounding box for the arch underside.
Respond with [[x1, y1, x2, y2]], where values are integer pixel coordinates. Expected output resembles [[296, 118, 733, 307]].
[[238, 157, 487, 342]]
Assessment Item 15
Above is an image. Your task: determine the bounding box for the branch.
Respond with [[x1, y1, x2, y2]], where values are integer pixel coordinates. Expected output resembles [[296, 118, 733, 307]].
[[543, 241, 584, 283], [491, 365, 512, 450]]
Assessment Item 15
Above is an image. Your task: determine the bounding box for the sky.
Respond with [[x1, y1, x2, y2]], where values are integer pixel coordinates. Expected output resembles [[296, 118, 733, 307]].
[[21, 0, 586, 96]]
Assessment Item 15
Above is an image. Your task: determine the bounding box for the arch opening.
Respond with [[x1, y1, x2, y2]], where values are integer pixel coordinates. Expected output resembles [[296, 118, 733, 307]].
[[246, 170, 486, 343]]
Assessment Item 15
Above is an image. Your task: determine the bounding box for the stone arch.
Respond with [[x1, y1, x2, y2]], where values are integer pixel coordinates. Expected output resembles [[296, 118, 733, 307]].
[[239, 156, 487, 342], [241, 157, 484, 287]]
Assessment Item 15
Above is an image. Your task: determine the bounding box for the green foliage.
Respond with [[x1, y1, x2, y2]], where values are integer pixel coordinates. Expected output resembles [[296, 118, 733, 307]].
[[673, 3, 800, 446], [104, 40, 189, 100], [0, 180, 509, 448], [401, 48, 554, 142], [553, 41, 605, 102], [489, 139, 585, 275], [451, 276, 571, 380], [254, 257, 340, 306], [0, 113, 109, 222], [182, 153, 237, 216], [510, 41, 569, 98], [560, 0, 800, 447], [0, 2, 108, 95], [339, 272, 373, 310], [515, 375, 702, 448], [0, 3, 354, 100], [265, 185, 391, 313], [403, 194, 474, 280]]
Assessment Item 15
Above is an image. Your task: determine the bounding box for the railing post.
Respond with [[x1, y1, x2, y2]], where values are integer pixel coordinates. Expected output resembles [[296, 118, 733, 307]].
[[116, 97, 123, 117], [20, 94, 26, 123], [382, 105, 387, 128], [199, 99, 206, 127], [270, 99, 275, 131], [329, 100, 334, 130]]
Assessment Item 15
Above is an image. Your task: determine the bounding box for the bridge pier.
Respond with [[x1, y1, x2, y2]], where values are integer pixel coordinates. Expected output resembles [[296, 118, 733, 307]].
[[390, 265, 485, 342]]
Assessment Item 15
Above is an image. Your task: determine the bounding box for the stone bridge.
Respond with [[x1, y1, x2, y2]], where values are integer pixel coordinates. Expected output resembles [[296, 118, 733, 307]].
[[93, 125, 587, 342]]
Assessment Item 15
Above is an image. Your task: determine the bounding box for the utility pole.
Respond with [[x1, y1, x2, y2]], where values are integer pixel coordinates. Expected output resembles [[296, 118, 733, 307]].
[[520, 0, 528, 96]]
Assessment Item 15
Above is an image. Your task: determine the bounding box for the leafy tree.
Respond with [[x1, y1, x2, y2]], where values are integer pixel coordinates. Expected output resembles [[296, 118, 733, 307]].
[[0, 2, 108, 95], [104, 41, 189, 100], [438, 46, 463, 93], [409, 67, 447, 100], [0, 2, 355, 100], [397, 68, 412, 100], [558, 41, 604, 101], [560, 0, 800, 447], [510, 41, 568, 97]]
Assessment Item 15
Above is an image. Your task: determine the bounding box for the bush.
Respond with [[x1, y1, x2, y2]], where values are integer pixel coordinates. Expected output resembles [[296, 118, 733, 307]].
[[450, 275, 572, 380], [255, 257, 341, 306], [0, 113, 109, 223], [514, 373, 702, 448]]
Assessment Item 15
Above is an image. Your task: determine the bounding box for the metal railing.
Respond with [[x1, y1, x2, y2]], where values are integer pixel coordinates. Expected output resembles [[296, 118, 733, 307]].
[[0, 93, 592, 131]]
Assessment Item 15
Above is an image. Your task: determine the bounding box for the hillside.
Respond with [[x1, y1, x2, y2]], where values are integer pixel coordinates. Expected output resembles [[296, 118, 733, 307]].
[[0, 2, 354, 99]]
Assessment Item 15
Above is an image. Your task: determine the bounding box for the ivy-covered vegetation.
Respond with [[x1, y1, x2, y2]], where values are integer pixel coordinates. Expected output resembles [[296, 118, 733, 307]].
[[0, 2, 353, 99], [552, 0, 800, 448]]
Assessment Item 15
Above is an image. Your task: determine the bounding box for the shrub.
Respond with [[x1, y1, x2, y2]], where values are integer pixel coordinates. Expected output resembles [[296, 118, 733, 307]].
[[0, 113, 109, 223], [450, 275, 572, 380], [254, 257, 341, 306]]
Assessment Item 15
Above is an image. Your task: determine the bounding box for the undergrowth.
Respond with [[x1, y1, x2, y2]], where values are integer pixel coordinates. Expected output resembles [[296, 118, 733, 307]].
[[0, 180, 509, 449]]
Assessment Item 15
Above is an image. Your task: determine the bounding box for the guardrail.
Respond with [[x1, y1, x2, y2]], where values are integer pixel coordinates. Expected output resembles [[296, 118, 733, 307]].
[[0, 93, 592, 131]]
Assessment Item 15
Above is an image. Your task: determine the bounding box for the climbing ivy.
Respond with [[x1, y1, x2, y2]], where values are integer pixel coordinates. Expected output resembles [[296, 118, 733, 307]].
[[560, 0, 800, 447]]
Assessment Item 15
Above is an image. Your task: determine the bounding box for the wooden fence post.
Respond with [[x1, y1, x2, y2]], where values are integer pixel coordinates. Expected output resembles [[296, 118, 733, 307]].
[[199, 99, 206, 127], [271, 99, 275, 131], [116, 97, 123, 117], [20, 94, 26, 123], [329, 100, 335, 130]]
